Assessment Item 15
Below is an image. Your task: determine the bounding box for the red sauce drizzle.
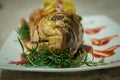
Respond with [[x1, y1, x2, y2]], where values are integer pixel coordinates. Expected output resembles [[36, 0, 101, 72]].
[[8, 54, 25, 65], [92, 45, 120, 58], [91, 35, 118, 46], [84, 26, 106, 34], [82, 45, 120, 58]]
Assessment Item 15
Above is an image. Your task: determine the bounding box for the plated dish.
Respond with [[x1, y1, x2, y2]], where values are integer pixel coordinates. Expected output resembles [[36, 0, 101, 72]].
[[15, 0, 85, 68], [0, 0, 120, 72], [0, 15, 120, 72]]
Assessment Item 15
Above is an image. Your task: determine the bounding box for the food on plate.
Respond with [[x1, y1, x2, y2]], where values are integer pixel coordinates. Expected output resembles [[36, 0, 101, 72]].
[[19, 0, 83, 54], [15, 0, 103, 68]]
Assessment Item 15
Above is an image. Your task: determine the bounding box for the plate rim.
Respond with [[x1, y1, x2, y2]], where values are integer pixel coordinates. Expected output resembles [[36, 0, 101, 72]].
[[0, 62, 120, 72]]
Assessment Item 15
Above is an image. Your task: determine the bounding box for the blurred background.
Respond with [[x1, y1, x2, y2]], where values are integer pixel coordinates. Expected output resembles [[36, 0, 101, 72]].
[[0, 0, 120, 80]]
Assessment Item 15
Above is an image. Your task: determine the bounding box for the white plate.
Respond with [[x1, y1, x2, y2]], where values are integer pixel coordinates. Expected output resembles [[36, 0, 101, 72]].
[[0, 15, 120, 72]]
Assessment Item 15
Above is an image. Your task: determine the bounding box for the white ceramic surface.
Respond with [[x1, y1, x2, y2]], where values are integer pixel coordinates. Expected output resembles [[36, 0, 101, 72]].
[[0, 15, 120, 72]]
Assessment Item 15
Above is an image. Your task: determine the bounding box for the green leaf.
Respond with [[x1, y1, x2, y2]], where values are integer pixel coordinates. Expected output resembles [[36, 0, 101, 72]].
[[18, 18, 30, 40]]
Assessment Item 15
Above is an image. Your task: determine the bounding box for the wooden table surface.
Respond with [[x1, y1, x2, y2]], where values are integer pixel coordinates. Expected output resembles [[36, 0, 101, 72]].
[[0, 0, 120, 80]]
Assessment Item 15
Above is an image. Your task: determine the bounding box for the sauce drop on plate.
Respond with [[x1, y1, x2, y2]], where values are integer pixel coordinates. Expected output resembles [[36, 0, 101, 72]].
[[92, 45, 120, 58], [8, 54, 25, 65], [84, 26, 106, 34], [91, 35, 118, 46], [82, 45, 120, 58]]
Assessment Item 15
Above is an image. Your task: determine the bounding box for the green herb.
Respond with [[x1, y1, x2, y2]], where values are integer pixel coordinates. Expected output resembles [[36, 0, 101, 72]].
[[17, 18, 30, 40], [17, 37, 25, 53], [17, 38, 104, 68], [22, 47, 104, 68], [24, 48, 75, 68]]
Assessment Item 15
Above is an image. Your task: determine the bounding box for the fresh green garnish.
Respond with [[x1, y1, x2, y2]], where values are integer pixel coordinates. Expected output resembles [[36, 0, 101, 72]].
[[24, 48, 77, 68], [17, 37, 25, 53], [17, 42, 104, 68], [17, 18, 30, 40]]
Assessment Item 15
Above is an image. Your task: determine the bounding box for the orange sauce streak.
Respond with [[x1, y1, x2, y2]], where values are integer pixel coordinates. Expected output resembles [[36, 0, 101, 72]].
[[91, 35, 118, 46], [92, 45, 120, 58], [82, 45, 120, 58], [84, 26, 106, 34]]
